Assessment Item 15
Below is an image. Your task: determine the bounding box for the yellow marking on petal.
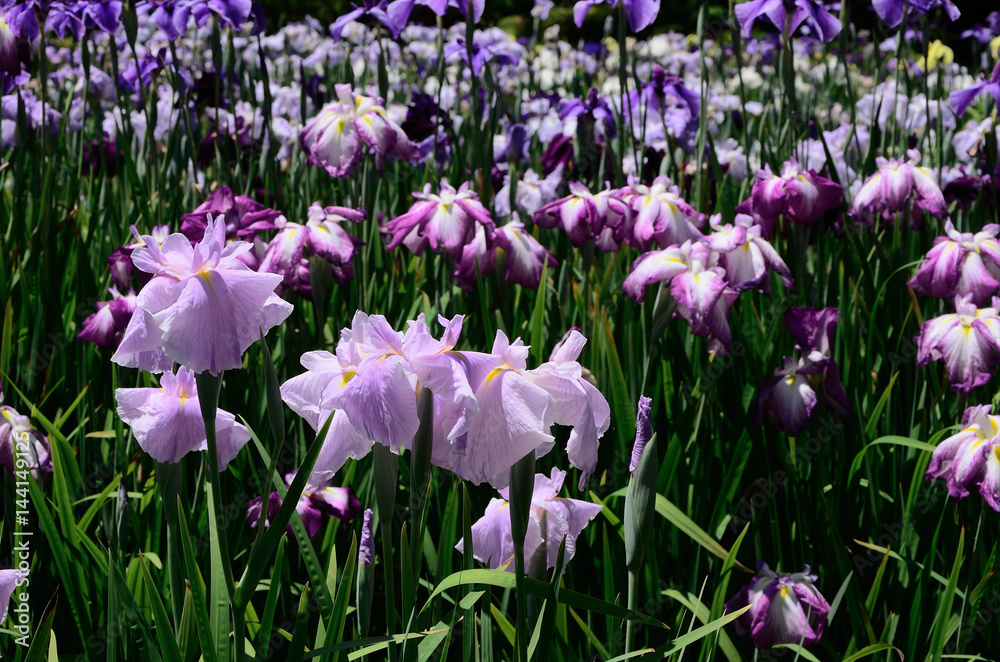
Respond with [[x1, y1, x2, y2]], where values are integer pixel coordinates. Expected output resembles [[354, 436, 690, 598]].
[[780, 586, 789, 599], [993, 446, 1000, 461], [340, 371, 356, 387], [991, 36, 1000, 59], [483, 367, 507, 386]]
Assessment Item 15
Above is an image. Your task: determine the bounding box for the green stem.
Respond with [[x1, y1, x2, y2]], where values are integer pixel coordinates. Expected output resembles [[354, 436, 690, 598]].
[[625, 569, 639, 655], [508, 452, 536, 662], [373, 443, 399, 662], [195, 371, 242, 660], [158, 461, 186, 629]]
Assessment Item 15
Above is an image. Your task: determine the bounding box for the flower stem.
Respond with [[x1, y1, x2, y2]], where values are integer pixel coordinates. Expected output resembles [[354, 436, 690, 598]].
[[509, 452, 536, 662], [195, 371, 242, 660], [373, 442, 399, 662]]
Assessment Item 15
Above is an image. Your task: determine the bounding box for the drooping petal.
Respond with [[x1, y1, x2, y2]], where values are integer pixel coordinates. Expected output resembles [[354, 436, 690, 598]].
[[326, 354, 419, 449]]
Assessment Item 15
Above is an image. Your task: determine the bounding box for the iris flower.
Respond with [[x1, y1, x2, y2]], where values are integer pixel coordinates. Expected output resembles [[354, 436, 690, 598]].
[[916, 295, 1000, 393], [383, 181, 495, 260], [734, 0, 841, 43], [456, 468, 603, 571], [330, 0, 415, 41], [745, 160, 843, 227], [179, 185, 285, 243], [494, 217, 559, 289], [114, 366, 251, 468], [112, 217, 292, 375], [909, 221, 1000, 305], [926, 404, 1000, 511], [434, 329, 610, 489], [259, 203, 364, 291], [950, 61, 1000, 119], [756, 307, 852, 435], [300, 84, 417, 178], [0, 569, 18, 625], [0, 406, 52, 479], [280, 313, 478, 481], [77, 287, 137, 349], [705, 214, 792, 293], [0, 3, 37, 84], [494, 167, 564, 219], [872, 0, 959, 28], [623, 240, 721, 306], [851, 150, 947, 226], [573, 0, 661, 33], [533, 181, 629, 250], [618, 176, 705, 251], [724, 561, 830, 649], [246, 472, 361, 537]]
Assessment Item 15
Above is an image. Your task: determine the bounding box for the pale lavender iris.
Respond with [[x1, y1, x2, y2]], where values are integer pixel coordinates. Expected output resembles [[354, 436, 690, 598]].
[[383, 181, 495, 260], [456, 468, 603, 571], [734, 0, 841, 43], [909, 221, 1000, 306], [0, 406, 53, 479], [111, 218, 293, 375], [494, 217, 558, 289], [916, 295, 1000, 393], [618, 176, 705, 251], [300, 84, 417, 178], [926, 405, 1000, 511], [706, 213, 792, 293], [259, 203, 364, 291], [573, 0, 661, 33], [0, 569, 18, 625], [114, 366, 251, 468], [851, 150, 947, 226], [746, 160, 843, 227], [724, 561, 830, 650], [280, 313, 478, 481], [246, 471, 361, 537], [494, 167, 564, 219], [433, 329, 610, 489]]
